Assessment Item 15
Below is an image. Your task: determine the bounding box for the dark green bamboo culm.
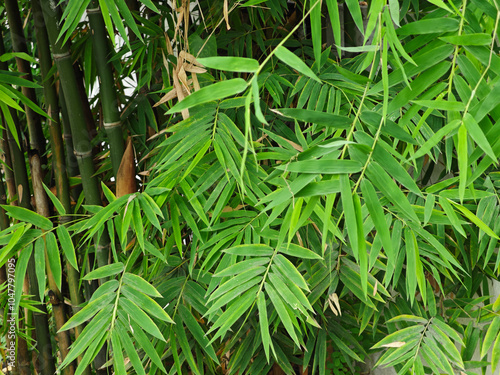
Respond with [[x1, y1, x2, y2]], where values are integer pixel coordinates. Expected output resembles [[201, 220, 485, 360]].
[[88, 0, 125, 178], [4, 0, 46, 159], [41, 1, 112, 373], [0, 28, 57, 375]]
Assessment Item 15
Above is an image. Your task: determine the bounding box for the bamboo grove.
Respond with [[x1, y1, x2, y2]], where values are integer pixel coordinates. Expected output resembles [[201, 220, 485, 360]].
[[1, 0, 500, 374]]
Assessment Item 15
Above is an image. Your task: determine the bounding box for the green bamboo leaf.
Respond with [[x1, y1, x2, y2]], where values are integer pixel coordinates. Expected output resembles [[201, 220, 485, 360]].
[[274, 254, 309, 291], [279, 243, 323, 259], [492, 332, 500, 373], [213, 258, 270, 277], [208, 267, 266, 301], [274, 46, 321, 82], [274, 108, 351, 128], [111, 330, 126, 375], [60, 307, 112, 371], [122, 272, 162, 298], [397, 18, 460, 35], [424, 194, 435, 226], [366, 163, 419, 223], [206, 277, 260, 314], [45, 232, 62, 291], [427, 0, 453, 12], [412, 100, 465, 111], [34, 238, 46, 302], [345, 0, 364, 34], [83, 262, 124, 281], [276, 159, 362, 174], [450, 201, 500, 239], [178, 304, 220, 364], [361, 180, 394, 265], [137, 194, 161, 231], [463, 113, 497, 161], [0, 52, 37, 63], [223, 244, 274, 257], [310, 0, 322, 69], [353, 192, 367, 297], [257, 292, 273, 362], [432, 319, 464, 347], [481, 316, 500, 358], [197, 56, 259, 72], [387, 315, 428, 324], [13, 243, 32, 319], [429, 325, 464, 369], [457, 123, 468, 203], [268, 272, 305, 312], [372, 325, 425, 349], [130, 320, 168, 373], [166, 78, 247, 114], [438, 196, 466, 237], [119, 298, 166, 341], [207, 287, 257, 342], [340, 174, 359, 259], [120, 285, 174, 323], [0, 72, 43, 89], [59, 293, 115, 332], [56, 225, 78, 271], [265, 282, 300, 347], [41, 183, 65, 215], [2, 205, 52, 230], [440, 33, 492, 46], [116, 323, 147, 375]]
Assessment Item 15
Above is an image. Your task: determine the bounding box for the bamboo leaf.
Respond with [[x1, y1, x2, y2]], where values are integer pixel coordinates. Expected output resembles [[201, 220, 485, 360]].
[[276, 159, 362, 174], [279, 243, 323, 259], [463, 113, 497, 161], [197, 56, 259, 72], [2, 205, 52, 230], [274, 108, 351, 128], [34, 238, 46, 302], [56, 225, 78, 271], [42, 183, 66, 215], [120, 297, 166, 341], [274, 46, 321, 82], [122, 272, 162, 298], [257, 291, 273, 362], [83, 262, 124, 281], [440, 33, 492, 46], [213, 258, 270, 277], [481, 317, 500, 358], [223, 244, 274, 256], [274, 254, 309, 291], [59, 293, 115, 332], [166, 78, 247, 114], [372, 325, 425, 349], [265, 282, 300, 347], [45, 232, 62, 291], [120, 285, 174, 323], [178, 304, 220, 364]]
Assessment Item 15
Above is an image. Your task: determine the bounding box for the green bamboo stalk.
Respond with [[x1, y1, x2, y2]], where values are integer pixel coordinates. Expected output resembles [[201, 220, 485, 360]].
[[88, 0, 125, 178], [31, 2, 90, 373], [0, 27, 57, 375], [4, 0, 46, 158], [31, 153, 75, 375], [0, 128, 16, 203], [41, 2, 111, 373]]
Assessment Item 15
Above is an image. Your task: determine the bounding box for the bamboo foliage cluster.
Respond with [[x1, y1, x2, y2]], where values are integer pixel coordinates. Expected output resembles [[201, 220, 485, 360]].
[[1, 0, 500, 374]]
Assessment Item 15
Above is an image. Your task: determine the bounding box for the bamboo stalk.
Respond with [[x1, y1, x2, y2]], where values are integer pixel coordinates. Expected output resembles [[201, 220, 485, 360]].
[[31, 2, 91, 373], [88, 0, 125, 178], [31, 154, 75, 375], [4, 0, 46, 159], [0, 26, 57, 375], [41, 2, 111, 373]]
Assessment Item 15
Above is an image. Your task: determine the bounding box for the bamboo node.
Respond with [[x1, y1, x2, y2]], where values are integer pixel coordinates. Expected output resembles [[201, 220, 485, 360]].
[[52, 51, 71, 60], [103, 121, 122, 129], [86, 7, 101, 14], [73, 150, 92, 158]]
